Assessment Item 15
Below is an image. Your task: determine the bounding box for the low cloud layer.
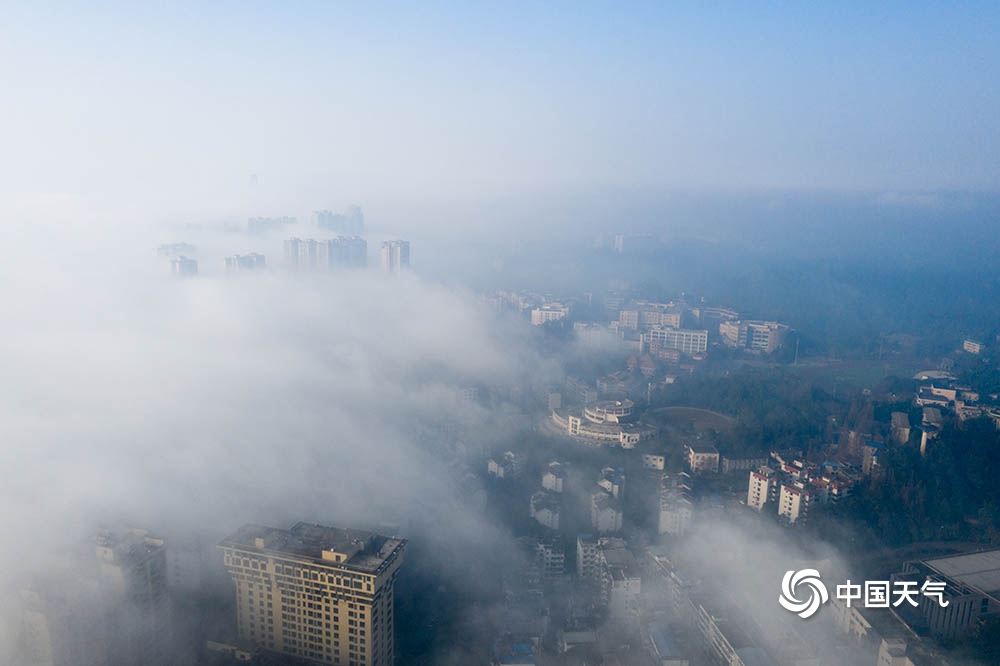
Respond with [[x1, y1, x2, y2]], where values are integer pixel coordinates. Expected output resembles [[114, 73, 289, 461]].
[[0, 223, 562, 660]]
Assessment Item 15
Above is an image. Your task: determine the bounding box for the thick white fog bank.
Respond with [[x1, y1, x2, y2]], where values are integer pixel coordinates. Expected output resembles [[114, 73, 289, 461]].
[[0, 225, 552, 606]]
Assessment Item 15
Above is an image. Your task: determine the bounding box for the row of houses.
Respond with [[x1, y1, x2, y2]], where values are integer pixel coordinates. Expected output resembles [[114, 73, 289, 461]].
[[747, 453, 853, 524]]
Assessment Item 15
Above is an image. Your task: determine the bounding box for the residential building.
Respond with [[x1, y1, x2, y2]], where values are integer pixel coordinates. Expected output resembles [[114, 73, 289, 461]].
[[283, 238, 323, 269], [530, 491, 561, 530], [591, 491, 623, 534], [640, 328, 708, 356], [576, 537, 640, 618], [964, 339, 984, 355], [315, 207, 364, 235], [541, 461, 567, 493], [618, 302, 683, 331], [169, 256, 197, 276], [719, 320, 789, 354], [777, 483, 821, 524], [576, 537, 603, 582], [224, 253, 266, 272], [320, 237, 368, 268], [488, 451, 522, 479], [380, 240, 410, 273], [658, 474, 693, 537], [530, 303, 569, 325], [564, 377, 598, 405], [642, 454, 665, 471], [749, 454, 852, 523], [218, 522, 406, 666], [721, 456, 768, 474], [597, 466, 626, 498], [747, 467, 778, 511], [686, 444, 719, 474], [533, 538, 565, 581], [95, 528, 171, 666]]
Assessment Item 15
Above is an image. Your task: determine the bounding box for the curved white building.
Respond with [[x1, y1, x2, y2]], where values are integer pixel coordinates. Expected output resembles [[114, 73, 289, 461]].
[[584, 399, 634, 424]]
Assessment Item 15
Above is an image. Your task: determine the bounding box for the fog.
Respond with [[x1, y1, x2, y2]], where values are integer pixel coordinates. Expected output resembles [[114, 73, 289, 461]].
[[0, 220, 555, 658], [3, 3, 1000, 666]]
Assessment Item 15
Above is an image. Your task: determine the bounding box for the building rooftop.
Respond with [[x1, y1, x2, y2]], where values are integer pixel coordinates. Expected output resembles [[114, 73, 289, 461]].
[[923, 549, 1000, 597], [97, 528, 165, 567], [220, 522, 405, 574]]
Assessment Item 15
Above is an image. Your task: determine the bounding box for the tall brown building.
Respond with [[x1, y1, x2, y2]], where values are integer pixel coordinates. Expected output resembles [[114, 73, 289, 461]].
[[219, 523, 405, 666]]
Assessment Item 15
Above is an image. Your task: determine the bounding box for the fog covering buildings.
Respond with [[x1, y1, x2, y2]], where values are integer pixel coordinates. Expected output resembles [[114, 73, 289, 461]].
[[0, 222, 561, 665], [3, 3, 1000, 666]]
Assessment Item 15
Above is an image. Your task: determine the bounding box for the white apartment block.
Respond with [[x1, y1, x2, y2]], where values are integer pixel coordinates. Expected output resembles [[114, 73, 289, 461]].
[[531, 303, 569, 325], [747, 467, 777, 511], [641, 328, 708, 356]]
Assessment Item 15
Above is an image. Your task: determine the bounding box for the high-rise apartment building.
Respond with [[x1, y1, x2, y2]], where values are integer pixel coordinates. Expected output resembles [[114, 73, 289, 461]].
[[95, 528, 172, 666], [320, 237, 368, 268], [380, 241, 410, 273], [169, 256, 198, 276], [286, 237, 367, 270], [219, 522, 406, 666], [224, 253, 266, 272], [315, 207, 365, 235]]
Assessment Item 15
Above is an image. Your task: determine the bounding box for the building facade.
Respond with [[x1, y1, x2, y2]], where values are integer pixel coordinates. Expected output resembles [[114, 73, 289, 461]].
[[219, 522, 406, 666], [380, 240, 410, 273], [640, 328, 708, 356]]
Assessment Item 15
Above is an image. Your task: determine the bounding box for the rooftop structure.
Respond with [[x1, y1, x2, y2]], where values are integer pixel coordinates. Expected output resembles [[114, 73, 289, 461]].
[[584, 399, 634, 424], [219, 522, 405, 666], [892, 549, 1000, 640]]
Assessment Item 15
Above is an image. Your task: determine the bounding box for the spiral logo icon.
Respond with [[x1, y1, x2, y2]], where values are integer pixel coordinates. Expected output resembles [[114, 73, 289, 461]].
[[779, 569, 829, 618]]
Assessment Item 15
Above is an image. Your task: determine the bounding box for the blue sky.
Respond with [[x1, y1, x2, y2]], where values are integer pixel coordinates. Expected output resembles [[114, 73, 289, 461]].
[[2, 2, 998, 220]]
